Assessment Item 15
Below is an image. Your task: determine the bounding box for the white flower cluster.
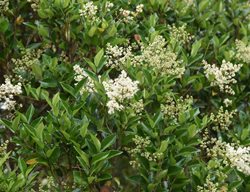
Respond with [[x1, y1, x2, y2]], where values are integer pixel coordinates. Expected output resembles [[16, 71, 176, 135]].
[[161, 95, 193, 124], [169, 24, 193, 44], [202, 134, 250, 176], [119, 4, 143, 23], [210, 107, 236, 131], [0, 0, 9, 13], [0, 78, 22, 111], [223, 98, 232, 107], [27, 0, 40, 12], [105, 1, 114, 12], [105, 43, 132, 69], [79, 1, 98, 21], [103, 70, 139, 114], [212, 140, 250, 176], [38, 176, 57, 192], [73, 65, 95, 94], [235, 40, 250, 63], [132, 36, 185, 77], [203, 60, 242, 95], [125, 135, 162, 168], [225, 143, 250, 175]]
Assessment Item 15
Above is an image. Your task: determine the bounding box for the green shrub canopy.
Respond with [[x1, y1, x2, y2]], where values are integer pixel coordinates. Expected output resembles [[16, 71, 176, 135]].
[[0, 0, 250, 191]]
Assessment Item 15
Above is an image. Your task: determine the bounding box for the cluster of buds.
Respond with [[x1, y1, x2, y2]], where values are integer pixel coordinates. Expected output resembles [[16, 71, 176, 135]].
[[0, 140, 9, 156], [130, 99, 144, 115], [161, 95, 193, 124], [210, 107, 236, 131], [169, 24, 194, 44], [27, 0, 40, 12], [235, 40, 250, 64], [0, 0, 9, 13], [11, 48, 43, 81], [125, 135, 163, 168]]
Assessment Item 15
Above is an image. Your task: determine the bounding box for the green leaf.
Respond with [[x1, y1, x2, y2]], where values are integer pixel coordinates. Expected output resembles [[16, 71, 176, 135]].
[[94, 49, 104, 67], [96, 173, 112, 182], [91, 152, 109, 165], [158, 140, 169, 153], [18, 157, 27, 175], [26, 105, 35, 123], [87, 176, 96, 184], [84, 58, 96, 72], [31, 62, 43, 80], [199, 0, 209, 12], [213, 35, 220, 48], [168, 166, 183, 176], [74, 146, 90, 167], [37, 25, 49, 38], [12, 115, 20, 131], [35, 122, 45, 148], [60, 82, 75, 97], [188, 124, 197, 138], [153, 112, 163, 128], [178, 147, 197, 156], [46, 147, 56, 158], [52, 92, 60, 116], [0, 119, 13, 131], [62, 0, 71, 8], [0, 18, 9, 33], [107, 24, 117, 37], [191, 39, 202, 57], [0, 151, 10, 167], [241, 128, 249, 140], [101, 134, 116, 151], [106, 150, 122, 159], [90, 133, 101, 152], [80, 116, 89, 138], [88, 26, 97, 37]]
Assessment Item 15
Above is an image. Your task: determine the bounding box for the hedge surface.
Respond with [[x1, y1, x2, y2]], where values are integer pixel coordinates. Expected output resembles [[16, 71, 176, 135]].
[[0, 0, 250, 191]]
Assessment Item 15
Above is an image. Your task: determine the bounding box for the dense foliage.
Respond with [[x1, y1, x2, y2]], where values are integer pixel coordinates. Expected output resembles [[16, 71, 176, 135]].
[[0, 0, 250, 191]]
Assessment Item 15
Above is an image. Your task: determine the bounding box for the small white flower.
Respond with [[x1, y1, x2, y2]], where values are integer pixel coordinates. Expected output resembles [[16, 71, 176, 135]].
[[105, 1, 114, 11], [79, 1, 98, 20], [223, 98, 232, 107], [103, 71, 139, 114], [73, 65, 96, 94], [203, 60, 242, 95], [0, 78, 22, 111], [105, 43, 132, 69]]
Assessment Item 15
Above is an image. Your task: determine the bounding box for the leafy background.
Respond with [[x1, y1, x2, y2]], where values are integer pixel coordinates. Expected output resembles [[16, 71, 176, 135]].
[[0, 0, 250, 191]]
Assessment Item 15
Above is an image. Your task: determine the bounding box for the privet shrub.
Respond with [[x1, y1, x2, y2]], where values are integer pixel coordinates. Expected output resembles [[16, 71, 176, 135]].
[[0, 0, 250, 191]]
